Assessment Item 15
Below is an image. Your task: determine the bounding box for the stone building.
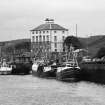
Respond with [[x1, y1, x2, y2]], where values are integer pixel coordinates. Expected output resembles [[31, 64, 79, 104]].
[[30, 18, 68, 60]]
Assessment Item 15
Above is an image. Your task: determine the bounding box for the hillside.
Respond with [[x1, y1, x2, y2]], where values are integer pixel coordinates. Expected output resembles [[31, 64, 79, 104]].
[[79, 35, 105, 57], [0, 39, 31, 60], [0, 35, 105, 58], [0, 39, 30, 47]]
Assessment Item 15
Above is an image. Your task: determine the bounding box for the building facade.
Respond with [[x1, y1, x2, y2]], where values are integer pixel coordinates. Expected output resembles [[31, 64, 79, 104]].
[[30, 18, 68, 59]]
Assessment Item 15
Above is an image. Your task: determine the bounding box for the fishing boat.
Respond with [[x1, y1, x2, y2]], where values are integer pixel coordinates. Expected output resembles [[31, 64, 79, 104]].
[[0, 59, 12, 75], [32, 59, 57, 78], [56, 45, 80, 81], [32, 59, 44, 77], [42, 62, 58, 78], [32, 45, 58, 78]]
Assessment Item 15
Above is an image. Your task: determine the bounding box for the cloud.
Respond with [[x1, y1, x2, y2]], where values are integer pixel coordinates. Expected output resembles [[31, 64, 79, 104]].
[[0, 0, 105, 41]]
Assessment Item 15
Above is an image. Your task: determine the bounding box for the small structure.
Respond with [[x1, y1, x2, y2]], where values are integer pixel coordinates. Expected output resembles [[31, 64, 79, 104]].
[[14, 52, 31, 63], [11, 52, 32, 75]]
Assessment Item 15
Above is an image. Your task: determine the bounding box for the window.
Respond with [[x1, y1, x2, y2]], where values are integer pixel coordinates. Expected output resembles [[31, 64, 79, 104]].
[[55, 49, 57, 52], [36, 31, 38, 34], [43, 31, 45, 34], [62, 36, 65, 41], [36, 36, 38, 42], [47, 35, 49, 41], [54, 31, 57, 33], [47, 31, 49, 33], [54, 36, 57, 41], [32, 31, 34, 34], [32, 36, 35, 42], [39, 31, 41, 34], [54, 43, 57, 48], [43, 36, 45, 41], [62, 31, 65, 34], [39, 35, 42, 42]]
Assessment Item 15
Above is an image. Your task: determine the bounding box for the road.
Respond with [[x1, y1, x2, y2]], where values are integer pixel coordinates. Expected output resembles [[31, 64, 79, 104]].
[[0, 75, 105, 105]]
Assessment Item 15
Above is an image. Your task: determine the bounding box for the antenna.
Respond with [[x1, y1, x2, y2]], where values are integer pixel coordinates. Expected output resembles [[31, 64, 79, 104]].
[[76, 24, 77, 37], [87, 34, 89, 56]]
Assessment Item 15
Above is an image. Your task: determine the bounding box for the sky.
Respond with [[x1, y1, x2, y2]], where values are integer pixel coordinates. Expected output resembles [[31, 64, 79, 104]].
[[0, 0, 105, 41]]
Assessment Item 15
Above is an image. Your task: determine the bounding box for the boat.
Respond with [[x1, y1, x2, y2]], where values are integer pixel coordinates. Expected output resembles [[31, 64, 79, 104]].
[[56, 45, 80, 81], [0, 59, 12, 75], [32, 46, 58, 78], [42, 62, 58, 78], [32, 59, 58, 78], [32, 59, 44, 77]]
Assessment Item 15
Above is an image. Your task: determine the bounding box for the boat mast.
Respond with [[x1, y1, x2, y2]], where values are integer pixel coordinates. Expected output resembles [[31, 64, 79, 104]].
[[65, 45, 68, 62]]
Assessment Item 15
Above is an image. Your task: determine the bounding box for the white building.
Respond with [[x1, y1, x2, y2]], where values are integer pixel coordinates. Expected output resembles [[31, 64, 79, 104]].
[[30, 18, 68, 59]]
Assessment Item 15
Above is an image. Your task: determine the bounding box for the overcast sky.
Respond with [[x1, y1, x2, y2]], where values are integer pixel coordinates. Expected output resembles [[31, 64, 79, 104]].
[[0, 0, 105, 41]]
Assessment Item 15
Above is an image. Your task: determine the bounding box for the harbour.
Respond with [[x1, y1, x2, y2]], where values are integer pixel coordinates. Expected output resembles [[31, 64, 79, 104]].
[[1, 1, 105, 104], [0, 75, 105, 105]]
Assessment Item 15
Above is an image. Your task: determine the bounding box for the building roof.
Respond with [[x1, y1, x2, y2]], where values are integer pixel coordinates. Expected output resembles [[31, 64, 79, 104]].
[[31, 23, 68, 31]]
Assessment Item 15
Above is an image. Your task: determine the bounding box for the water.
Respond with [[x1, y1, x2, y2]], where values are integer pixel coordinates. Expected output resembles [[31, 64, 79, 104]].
[[0, 75, 105, 105]]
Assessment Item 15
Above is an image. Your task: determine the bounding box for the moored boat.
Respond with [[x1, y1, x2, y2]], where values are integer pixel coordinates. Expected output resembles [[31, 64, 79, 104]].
[[42, 62, 58, 78], [32, 60, 44, 77], [32, 60, 58, 78], [0, 59, 12, 75], [56, 61, 80, 81], [56, 45, 80, 81]]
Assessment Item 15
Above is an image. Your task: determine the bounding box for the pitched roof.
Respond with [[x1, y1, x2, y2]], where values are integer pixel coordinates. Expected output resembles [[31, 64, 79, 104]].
[[31, 23, 68, 31]]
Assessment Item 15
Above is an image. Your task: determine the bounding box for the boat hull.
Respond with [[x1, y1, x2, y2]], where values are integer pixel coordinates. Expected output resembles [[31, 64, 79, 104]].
[[0, 66, 12, 75], [32, 64, 44, 77], [56, 68, 80, 81], [32, 63, 57, 78], [32, 67, 56, 78], [41, 65, 57, 78], [12, 63, 32, 75], [0, 71, 11, 75], [42, 69, 57, 78]]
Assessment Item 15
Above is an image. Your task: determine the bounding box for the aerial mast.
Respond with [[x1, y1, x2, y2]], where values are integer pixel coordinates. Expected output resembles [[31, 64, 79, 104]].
[[76, 24, 77, 37]]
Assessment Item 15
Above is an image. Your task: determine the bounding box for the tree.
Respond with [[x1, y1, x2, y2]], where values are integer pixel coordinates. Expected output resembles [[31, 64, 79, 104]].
[[63, 36, 82, 50], [96, 47, 105, 58]]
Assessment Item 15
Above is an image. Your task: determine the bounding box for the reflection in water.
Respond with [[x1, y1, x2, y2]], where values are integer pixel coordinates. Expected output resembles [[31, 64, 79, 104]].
[[0, 75, 105, 105], [23, 76, 105, 104]]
